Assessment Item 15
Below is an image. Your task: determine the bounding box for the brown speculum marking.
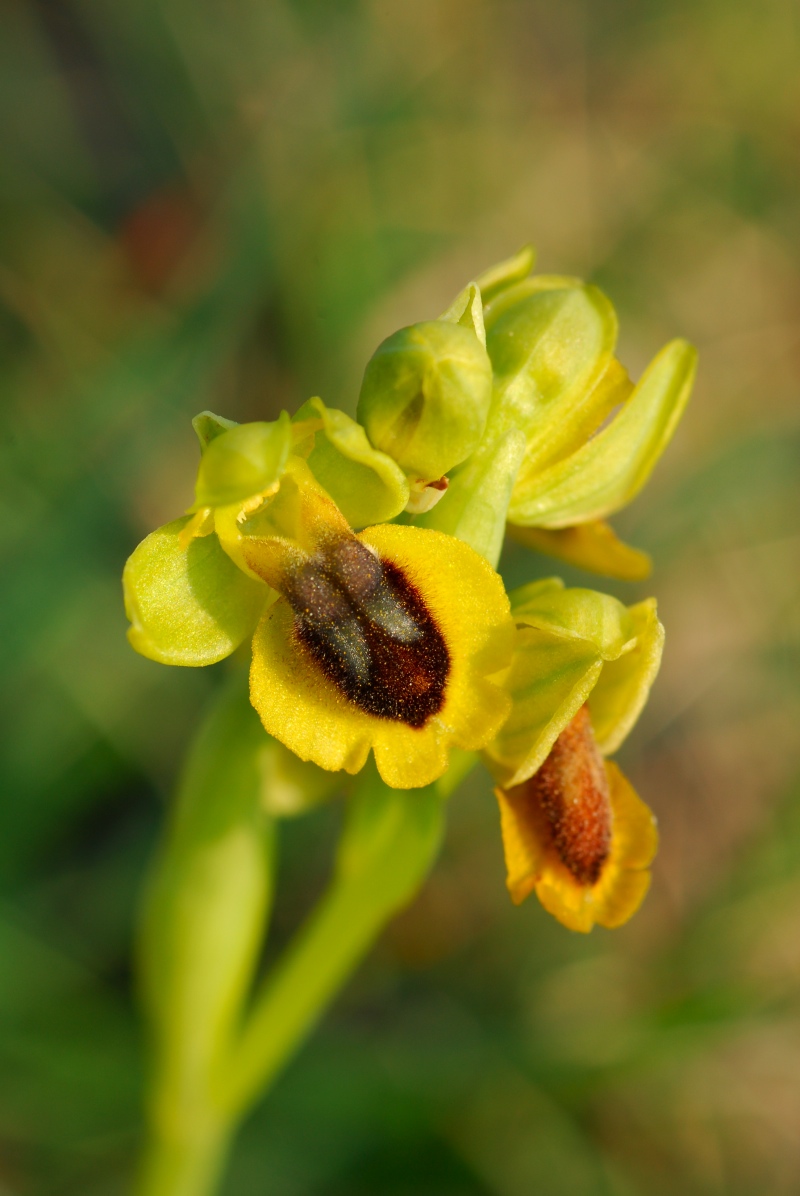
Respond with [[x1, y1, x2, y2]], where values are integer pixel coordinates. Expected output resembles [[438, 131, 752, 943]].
[[282, 536, 449, 728], [526, 705, 612, 884]]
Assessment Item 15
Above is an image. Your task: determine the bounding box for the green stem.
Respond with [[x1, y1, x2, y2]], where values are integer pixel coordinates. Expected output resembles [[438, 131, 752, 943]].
[[136, 1114, 230, 1196], [221, 859, 398, 1115], [221, 760, 459, 1117], [137, 704, 475, 1196]]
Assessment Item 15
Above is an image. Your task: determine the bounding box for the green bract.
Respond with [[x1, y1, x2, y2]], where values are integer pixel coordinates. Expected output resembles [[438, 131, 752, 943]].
[[484, 579, 664, 788], [192, 413, 292, 511], [357, 320, 492, 481], [292, 396, 409, 526]]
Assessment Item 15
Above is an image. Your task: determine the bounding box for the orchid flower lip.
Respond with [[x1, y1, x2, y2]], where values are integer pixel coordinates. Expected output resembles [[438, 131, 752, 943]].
[[282, 534, 451, 729], [530, 704, 611, 885]]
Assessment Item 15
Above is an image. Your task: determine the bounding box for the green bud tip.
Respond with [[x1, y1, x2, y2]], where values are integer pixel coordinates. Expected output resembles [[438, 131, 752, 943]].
[[357, 320, 493, 482]]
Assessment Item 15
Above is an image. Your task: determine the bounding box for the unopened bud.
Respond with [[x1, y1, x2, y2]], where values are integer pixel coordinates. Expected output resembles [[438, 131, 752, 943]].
[[357, 321, 492, 481]]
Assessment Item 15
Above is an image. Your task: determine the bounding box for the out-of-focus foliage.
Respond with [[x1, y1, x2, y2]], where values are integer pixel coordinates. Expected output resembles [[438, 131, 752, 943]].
[[1, 0, 800, 1193]]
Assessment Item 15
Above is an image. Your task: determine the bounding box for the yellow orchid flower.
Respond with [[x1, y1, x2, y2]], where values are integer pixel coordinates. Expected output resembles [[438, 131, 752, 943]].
[[496, 707, 658, 933], [125, 247, 691, 929], [125, 419, 514, 788], [484, 578, 662, 930]]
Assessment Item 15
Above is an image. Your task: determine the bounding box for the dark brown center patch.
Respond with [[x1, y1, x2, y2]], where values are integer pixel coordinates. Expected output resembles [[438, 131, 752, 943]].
[[283, 536, 449, 728], [526, 705, 612, 884]]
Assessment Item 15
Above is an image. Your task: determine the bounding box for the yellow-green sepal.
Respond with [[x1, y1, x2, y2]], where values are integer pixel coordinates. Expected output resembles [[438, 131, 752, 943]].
[[357, 320, 493, 480], [192, 410, 239, 450], [589, 598, 664, 754], [511, 578, 637, 660], [191, 413, 292, 511], [483, 628, 604, 788], [507, 520, 652, 581], [485, 280, 620, 476], [123, 517, 268, 666], [474, 244, 536, 303], [507, 339, 698, 527], [292, 397, 409, 527]]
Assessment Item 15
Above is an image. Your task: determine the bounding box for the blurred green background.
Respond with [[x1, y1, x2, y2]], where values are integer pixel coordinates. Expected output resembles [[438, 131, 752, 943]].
[[2, 0, 800, 1192]]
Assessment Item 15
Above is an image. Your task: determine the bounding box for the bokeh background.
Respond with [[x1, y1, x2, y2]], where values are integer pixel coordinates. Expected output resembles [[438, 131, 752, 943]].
[[2, 0, 800, 1192]]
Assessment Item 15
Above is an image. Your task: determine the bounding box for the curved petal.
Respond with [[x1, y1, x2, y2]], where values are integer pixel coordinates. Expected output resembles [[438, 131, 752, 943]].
[[192, 409, 238, 449], [124, 518, 267, 666], [507, 520, 652, 582], [475, 244, 536, 303], [483, 627, 603, 788], [294, 397, 409, 527], [507, 339, 697, 527], [249, 525, 514, 789], [510, 579, 636, 660], [439, 281, 486, 346], [589, 599, 664, 754], [192, 414, 292, 511]]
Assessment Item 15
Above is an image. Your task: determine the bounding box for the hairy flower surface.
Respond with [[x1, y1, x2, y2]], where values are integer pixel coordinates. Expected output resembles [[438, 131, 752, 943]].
[[496, 706, 657, 931], [249, 523, 513, 788], [483, 579, 662, 929]]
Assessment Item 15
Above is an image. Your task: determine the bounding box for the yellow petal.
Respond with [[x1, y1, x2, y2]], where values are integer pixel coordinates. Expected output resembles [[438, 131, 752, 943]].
[[249, 525, 514, 789], [507, 520, 652, 582]]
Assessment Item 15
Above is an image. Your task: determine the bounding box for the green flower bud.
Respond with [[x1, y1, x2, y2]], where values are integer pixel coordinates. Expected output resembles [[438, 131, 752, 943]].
[[357, 320, 492, 481], [191, 412, 291, 510]]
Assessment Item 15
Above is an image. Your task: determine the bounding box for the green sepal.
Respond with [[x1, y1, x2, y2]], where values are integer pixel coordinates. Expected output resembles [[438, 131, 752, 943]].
[[293, 396, 409, 527], [191, 413, 292, 511], [416, 427, 526, 567], [485, 586, 664, 786], [507, 339, 698, 527], [483, 627, 603, 788], [357, 320, 493, 480], [507, 520, 652, 581], [485, 280, 620, 476], [511, 578, 636, 660], [589, 599, 664, 754], [123, 517, 267, 666], [138, 677, 276, 1105], [439, 281, 486, 346], [193, 410, 239, 450], [474, 244, 536, 303]]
